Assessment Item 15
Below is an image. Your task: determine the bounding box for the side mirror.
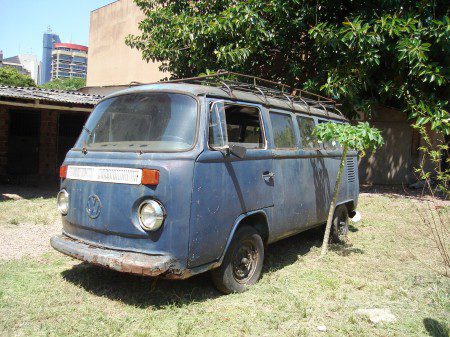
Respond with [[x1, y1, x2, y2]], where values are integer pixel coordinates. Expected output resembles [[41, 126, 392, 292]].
[[228, 144, 246, 159]]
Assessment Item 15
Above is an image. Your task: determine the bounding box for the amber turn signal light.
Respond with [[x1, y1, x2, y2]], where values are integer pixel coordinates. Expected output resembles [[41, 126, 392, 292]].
[[141, 169, 159, 185]]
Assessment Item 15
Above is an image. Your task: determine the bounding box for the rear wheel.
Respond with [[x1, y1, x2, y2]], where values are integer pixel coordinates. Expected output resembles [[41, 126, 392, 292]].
[[211, 226, 264, 294], [330, 205, 349, 243]]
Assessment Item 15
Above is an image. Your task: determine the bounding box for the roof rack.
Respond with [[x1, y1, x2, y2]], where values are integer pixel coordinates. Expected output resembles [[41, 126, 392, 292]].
[[161, 70, 343, 117]]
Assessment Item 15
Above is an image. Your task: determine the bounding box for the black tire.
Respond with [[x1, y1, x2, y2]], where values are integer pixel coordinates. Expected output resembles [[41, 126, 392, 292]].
[[330, 205, 349, 243], [211, 226, 264, 294]]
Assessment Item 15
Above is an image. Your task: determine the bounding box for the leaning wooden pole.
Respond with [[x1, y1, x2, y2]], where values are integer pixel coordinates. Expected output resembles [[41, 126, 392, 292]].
[[321, 145, 348, 256]]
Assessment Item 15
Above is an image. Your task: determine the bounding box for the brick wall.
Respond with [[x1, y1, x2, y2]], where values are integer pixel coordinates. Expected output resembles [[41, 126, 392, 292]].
[[0, 104, 90, 185], [39, 110, 59, 177], [0, 106, 9, 175], [0, 106, 60, 182]]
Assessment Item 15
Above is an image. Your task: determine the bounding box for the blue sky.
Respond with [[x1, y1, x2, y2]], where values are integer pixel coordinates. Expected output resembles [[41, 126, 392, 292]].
[[0, 0, 115, 60]]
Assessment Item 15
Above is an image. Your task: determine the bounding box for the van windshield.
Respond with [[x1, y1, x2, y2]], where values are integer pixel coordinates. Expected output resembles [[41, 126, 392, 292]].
[[76, 92, 198, 152]]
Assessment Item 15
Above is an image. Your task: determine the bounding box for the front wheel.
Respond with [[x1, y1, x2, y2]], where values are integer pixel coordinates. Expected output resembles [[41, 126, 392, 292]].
[[211, 226, 264, 294], [330, 205, 349, 243]]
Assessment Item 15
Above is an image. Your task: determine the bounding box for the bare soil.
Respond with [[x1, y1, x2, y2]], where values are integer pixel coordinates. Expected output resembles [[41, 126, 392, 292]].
[[0, 220, 61, 260], [0, 184, 60, 260]]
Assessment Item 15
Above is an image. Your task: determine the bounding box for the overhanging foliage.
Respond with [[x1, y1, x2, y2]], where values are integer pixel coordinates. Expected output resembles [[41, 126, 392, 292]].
[[127, 0, 449, 125]]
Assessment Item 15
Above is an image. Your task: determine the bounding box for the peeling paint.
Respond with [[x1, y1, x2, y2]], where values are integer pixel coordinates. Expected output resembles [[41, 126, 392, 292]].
[[51, 234, 182, 277]]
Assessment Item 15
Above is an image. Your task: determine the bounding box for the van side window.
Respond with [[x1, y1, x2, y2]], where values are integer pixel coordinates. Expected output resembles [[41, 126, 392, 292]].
[[297, 116, 320, 150], [209, 104, 264, 149], [270, 113, 296, 149]]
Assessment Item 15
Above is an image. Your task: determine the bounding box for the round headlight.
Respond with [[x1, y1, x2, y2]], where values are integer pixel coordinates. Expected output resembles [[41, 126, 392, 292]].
[[138, 200, 165, 231], [57, 189, 69, 215]]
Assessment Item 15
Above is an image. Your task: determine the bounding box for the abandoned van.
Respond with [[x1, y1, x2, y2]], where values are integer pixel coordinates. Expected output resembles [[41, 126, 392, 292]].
[[51, 72, 359, 294]]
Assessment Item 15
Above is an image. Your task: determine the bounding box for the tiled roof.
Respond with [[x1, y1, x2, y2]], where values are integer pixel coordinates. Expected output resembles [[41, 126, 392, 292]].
[[0, 86, 104, 106]]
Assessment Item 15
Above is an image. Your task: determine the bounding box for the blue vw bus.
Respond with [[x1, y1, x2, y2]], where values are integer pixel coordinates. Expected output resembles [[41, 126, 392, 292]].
[[51, 72, 359, 294]]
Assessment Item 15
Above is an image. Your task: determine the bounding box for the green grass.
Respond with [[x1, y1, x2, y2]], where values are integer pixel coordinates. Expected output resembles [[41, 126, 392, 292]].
[[0, 193, 449, 336], [0, 197, 58, 226]]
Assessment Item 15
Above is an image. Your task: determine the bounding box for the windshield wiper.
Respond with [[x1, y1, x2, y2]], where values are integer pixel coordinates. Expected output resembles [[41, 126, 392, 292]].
[[82, 126, 92, 154]]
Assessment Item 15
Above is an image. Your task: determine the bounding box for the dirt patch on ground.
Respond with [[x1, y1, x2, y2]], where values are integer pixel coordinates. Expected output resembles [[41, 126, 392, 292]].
[[0, 220, 61, 260], [0, 184, 57, 201], [0, 184, 60, 260]]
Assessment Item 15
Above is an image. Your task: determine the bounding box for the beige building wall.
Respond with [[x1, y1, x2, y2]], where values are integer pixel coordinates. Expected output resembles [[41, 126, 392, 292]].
[[87, 0, 165, 87], [358, 106, 443, 185], [358, 107, 416, 185]]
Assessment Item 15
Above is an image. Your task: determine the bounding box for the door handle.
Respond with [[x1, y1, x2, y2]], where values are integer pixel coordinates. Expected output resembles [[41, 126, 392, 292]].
[[262, 171, 275, 181]]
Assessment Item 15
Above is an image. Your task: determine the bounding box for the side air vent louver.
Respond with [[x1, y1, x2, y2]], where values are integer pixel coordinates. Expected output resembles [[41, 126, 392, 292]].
[[347, 157, 356, 183]]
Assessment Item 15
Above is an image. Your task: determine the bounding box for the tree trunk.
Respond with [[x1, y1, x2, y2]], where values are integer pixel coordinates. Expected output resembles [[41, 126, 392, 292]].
[[321, 145, 348, 256]]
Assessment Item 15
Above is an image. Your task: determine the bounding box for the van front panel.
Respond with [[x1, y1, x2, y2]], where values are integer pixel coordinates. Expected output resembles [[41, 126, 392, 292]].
[[60, 151, 197, 267]]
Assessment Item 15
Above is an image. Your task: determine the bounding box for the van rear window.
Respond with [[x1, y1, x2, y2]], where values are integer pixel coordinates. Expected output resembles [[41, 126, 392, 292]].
[[76, 93, 198, 152]]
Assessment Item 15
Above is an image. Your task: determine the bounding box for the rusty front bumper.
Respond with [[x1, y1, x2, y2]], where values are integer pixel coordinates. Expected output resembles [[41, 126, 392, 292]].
[[50, 234, 177, 277]]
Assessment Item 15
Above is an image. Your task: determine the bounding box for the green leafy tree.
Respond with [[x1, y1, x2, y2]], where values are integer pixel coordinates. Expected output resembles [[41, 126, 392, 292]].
[[313, 122, 384, 255], [0, 67, 36, 87], [127, 1, 448, 119], [128, 0, 417, 82], [308, 8, 449, 200], [40, 78, 86, 91], [309, 11, 449, 124]]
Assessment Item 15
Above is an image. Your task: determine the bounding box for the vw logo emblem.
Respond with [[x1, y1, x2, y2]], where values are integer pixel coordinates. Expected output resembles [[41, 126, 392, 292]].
[[86, 195, 101, 219]]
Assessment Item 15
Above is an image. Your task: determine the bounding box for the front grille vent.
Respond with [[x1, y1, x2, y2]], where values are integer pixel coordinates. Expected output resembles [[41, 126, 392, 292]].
[[347, 157, 356, 183]]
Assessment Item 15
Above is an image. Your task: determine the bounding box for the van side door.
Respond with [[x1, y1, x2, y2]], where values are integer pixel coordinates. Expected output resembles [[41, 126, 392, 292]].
[[269, 110, 313, 239], [296, 115, 327, 226], [188, 101, 274, 268]]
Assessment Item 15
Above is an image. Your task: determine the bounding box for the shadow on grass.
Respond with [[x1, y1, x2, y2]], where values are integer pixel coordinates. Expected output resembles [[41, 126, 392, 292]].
[[0, 184, 58, 201], [330, 243, 364, 256], [263, 225, 323, 272], [61, 226, 344, 308], [348, 224, 359, 232], [423, 318, 449, 337], [62, 263, 220, 309]]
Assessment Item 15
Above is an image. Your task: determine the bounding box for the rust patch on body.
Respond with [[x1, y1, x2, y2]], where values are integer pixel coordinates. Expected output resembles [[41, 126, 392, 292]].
[[50, 234, 181, 277]]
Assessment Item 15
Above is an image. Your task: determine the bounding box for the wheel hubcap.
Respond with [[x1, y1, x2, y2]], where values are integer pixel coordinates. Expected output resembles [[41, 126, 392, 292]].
[[338, 220, 348, 236], [232, 241, 258, 283], [335, 212, 349, 240]]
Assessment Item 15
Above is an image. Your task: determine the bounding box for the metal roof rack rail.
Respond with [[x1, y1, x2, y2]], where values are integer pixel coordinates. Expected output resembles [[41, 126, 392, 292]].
[[161, 71, 343, 117]]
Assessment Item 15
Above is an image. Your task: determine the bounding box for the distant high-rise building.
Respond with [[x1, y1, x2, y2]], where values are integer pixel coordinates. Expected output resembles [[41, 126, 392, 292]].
[[41, 28, 60, 84], [51, 43, 88, 80]]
